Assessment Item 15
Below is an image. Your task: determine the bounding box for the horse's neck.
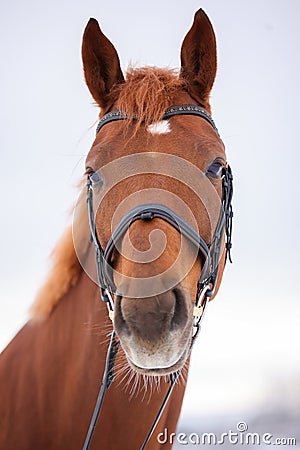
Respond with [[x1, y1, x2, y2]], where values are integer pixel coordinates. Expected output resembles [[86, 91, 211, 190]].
[[35, 268, 108, 372], [0, 269, 186, 450], [0, 269, 107, 446]]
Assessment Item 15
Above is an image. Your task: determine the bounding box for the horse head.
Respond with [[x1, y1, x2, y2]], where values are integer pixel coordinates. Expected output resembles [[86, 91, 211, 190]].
[[80, 10, 231, 376]]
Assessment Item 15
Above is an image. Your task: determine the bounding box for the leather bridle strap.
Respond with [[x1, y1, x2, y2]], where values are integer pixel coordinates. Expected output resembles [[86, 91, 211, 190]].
[[139, 371, 180, 450], [82, 331, 119, 450], [105, 204, 210, 261], [96, 104, 219, 136], [82, 334, 180, 450], [103, 203, 211, 293], [86, 176, 114, 312]]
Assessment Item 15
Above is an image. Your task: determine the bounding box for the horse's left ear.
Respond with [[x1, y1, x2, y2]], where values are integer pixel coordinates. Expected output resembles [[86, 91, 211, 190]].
[[82, 18, 124, 110], [180, 9, 217, 108]]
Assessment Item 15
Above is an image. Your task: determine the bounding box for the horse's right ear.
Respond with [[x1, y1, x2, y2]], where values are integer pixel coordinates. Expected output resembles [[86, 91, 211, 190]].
[[180, 9, 217, 108], [82, 18, 124, 110]]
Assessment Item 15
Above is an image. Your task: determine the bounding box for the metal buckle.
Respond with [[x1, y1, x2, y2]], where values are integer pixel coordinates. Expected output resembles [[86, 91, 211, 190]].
[[101, 289, 114, 320], [192, 284, 211, 337]]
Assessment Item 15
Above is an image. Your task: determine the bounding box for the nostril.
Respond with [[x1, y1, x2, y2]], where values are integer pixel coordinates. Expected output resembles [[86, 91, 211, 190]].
[[170, 287, 189, 330], [115, 287, 190, 339], [114, 295, 131, 337]]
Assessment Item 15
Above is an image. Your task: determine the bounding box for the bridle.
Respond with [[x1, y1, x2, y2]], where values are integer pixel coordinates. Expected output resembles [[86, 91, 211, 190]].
[[83, 104, 233, 450]]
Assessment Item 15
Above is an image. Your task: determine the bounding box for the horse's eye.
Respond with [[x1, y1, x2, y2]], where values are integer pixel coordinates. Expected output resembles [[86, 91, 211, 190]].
[[206, 161, 224, 179], [89, 171, 103, 186]]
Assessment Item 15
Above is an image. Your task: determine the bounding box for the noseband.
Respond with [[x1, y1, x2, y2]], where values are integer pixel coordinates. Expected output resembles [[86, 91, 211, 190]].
[[83, 105, 233, 450]]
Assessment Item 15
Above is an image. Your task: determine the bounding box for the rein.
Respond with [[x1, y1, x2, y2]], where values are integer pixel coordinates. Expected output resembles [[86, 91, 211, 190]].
[[83, 105, 233, 450]]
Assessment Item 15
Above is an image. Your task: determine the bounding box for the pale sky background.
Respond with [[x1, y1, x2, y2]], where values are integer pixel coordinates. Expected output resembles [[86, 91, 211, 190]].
[[0, 0, 300, 440]]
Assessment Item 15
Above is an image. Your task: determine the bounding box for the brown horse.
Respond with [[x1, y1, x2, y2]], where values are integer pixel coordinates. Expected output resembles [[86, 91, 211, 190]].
[[0, 9, 232, 450]]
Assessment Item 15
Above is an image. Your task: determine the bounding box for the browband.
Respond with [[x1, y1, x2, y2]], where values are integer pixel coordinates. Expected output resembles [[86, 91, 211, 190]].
[[96, 104, 219, 136]]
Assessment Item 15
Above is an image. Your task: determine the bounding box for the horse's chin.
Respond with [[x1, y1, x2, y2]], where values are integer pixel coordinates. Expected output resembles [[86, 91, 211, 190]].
[[124, 341, 191, 376]]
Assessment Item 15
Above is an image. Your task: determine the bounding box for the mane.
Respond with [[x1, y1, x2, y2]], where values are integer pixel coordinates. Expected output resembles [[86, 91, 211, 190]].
[[114, 67, 187, 131], [30, 182, 88, 321]]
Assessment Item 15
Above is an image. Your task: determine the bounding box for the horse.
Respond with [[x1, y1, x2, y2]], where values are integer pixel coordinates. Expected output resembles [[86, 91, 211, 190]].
[[0, 9, 233, 450]]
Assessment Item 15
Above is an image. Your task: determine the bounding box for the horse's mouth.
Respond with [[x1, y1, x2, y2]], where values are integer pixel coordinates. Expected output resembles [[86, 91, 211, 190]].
[[124, 341, 191, 376]]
